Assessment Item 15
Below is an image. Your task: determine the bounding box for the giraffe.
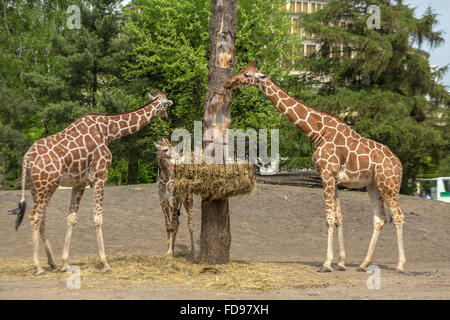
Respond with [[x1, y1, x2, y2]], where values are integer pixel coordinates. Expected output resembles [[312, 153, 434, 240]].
[[9, 90, 173, 275], [224, 61, 406, 272], [155, 138, 195, 257]]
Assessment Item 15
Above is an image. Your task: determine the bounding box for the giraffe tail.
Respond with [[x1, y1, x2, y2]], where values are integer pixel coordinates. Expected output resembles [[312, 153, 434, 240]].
[[8, 160, 28, 231]]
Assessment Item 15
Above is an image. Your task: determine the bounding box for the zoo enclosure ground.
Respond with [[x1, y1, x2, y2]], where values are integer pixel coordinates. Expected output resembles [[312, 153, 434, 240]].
[[0, 184, 449, 299]]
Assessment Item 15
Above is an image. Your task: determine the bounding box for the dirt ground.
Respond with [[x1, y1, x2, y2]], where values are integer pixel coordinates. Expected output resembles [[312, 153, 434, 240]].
[[0, 183, 449, 300]]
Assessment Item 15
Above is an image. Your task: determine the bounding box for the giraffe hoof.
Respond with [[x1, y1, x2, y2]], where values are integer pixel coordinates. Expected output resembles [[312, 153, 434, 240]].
[[34, 268, 45, 276], [357, 266, 367, 272], [166, 251, 174, 258], [336, 264, 347, 271], [317, 265, 333, 273], [49, 263, 58, 271], [396, 267, 405, 273], [60, 264, 69, 272], [101, 265, 112, 273]]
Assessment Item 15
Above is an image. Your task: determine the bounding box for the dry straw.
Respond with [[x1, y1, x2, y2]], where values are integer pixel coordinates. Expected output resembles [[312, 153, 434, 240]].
[[0, 253, 355, 292], [173, 152, 256, 201]]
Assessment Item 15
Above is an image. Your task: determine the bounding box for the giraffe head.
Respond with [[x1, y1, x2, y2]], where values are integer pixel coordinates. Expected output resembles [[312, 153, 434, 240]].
[[223, 60, 269, 90], [148, 89, 173, 121], [155, 137, 180, 164]]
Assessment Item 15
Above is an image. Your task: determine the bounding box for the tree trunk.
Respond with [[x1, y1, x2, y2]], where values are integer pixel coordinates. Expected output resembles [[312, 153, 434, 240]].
[[127, 152, 138, 185], [200, 0, 237, 265]]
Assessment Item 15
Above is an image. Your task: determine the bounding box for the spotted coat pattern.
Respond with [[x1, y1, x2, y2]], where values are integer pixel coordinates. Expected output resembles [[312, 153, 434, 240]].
[[224, 61, 406, 272], [156, 138, 195, 257], [18, 91, 172, 275]]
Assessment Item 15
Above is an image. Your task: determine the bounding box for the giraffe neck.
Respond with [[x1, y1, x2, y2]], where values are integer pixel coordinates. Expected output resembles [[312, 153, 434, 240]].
[[258, 79, 325, 146], [157, 156, 173, 182], [105, 101, 159, 143]]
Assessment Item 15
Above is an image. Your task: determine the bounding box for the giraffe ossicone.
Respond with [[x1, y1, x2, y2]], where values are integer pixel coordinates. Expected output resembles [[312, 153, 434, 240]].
[[9, 90, 173, 275], [224, 61, 406, 273]]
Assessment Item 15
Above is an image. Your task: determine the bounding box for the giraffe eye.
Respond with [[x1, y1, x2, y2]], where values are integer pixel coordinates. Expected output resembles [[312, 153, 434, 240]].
[[244, 73, 251, 78]]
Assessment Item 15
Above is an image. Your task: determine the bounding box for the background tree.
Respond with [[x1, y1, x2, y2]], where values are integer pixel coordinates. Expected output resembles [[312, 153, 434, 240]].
[[1, 0, 448, 195], [285, 0, 450, 193]]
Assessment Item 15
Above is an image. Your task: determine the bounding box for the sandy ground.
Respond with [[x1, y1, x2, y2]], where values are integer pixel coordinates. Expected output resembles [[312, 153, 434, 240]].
[[0, 183, 449, 300]]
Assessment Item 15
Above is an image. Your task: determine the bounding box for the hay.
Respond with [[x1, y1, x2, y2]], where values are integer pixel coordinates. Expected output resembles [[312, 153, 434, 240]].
[[0, 253, 356, 292], [174, 155, 256, 200]]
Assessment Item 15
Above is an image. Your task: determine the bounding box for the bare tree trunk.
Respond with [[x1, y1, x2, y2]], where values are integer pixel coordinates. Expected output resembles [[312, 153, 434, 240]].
[[200, 0, 237, 265], [127, 152, 138, 185]]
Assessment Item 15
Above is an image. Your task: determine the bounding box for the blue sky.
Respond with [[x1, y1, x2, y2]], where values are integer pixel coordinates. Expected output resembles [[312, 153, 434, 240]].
[[405, 0, 450, 87], [120, 0, 449, 88]]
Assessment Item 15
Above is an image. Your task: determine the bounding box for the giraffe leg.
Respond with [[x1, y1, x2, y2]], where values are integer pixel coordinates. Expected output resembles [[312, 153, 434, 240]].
[[166, 208, 180, 257], [61, 186, 85, 272], [383, 194, 406, 272], [92, 176, 111, 273], [359, 184, 387, 271], [39, 211, 57, 271], [318, 172, 337, 273], [30, 187, 56, 275], [184, 193, 195, 257], [335, 191, 346, 271]]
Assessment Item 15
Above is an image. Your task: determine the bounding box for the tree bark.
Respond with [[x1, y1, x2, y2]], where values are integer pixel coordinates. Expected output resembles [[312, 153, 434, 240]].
[[200, 0, 237, 265], [127, 152, 138, 185]]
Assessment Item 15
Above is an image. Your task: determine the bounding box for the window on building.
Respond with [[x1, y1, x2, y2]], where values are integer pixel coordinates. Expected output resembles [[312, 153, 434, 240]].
[[302, 2, 308, 13], [331, 46, 341, 58], [290, 1, 295, 13], [293, 19, 301, 35], [306, 45, 316, 57], [343, 47, 352, 58]]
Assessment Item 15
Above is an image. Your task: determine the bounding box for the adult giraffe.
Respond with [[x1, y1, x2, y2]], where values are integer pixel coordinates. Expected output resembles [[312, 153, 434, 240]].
[[9, 90, 173, 275], [224, 61, 406, 272]]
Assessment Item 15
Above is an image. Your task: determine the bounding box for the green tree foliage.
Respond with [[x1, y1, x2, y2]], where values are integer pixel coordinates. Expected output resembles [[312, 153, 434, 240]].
[[1, 0, 448, 195]]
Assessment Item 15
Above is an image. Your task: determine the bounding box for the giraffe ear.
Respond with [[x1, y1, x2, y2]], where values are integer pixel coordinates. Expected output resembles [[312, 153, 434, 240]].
[[148, 93, 155, 101], [162, 137, 170, 144], [162, 88, 166, 94], [250, 60, 258, 68], [154, 142, 160, 150]]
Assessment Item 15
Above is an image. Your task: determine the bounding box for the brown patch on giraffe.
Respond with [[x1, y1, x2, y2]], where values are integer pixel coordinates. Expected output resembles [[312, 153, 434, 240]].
[[139, 117, 147, 128], [350, 131, 360, 140], [75, 135, 84, 147], [335, 146, 349, 163], [71, 149, 81, 159], [292, 104, 308, 120], [308, 113, 323, 131], [278, 91, 288, 99], [347, 137, 359, 151], [356, 143, 369, 155], [337, 124, 350, 137], [358, 155, 370, 170], [37, 145, 46, 154], [130, 114, 138, 126], [334, 132, 346, 146], [346, 152, 358, 171]]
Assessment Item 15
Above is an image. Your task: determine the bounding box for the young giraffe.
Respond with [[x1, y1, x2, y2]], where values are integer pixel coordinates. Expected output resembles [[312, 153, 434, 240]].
[[155, 138, 195, 257], [9, 90, 173, 275], [224, 61, 406, 272]]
